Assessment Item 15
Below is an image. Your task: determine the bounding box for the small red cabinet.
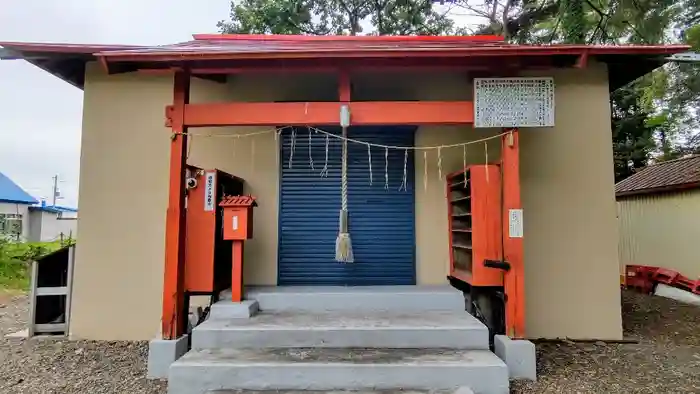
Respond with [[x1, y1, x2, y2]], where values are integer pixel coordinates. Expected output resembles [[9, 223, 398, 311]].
[[446, 165, 503, 287], [220, 196, 256, 240]]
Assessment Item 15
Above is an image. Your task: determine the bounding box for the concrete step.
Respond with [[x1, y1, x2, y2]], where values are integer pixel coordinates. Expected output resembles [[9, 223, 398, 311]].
[[207, 390, 474, 394], [192, 310, 489, 350], [238, 286, 465, 313], [168, 348, 508, 394]]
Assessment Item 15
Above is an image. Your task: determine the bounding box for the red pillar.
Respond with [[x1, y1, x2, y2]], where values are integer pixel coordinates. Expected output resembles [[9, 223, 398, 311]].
[[231, 242, 244, 302], [502, 129, 525, 338], [162, 70, 190, 339]]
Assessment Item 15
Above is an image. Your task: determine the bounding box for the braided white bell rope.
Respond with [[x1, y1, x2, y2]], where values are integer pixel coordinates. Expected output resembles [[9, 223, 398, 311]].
[[335, 126, 354, 263]]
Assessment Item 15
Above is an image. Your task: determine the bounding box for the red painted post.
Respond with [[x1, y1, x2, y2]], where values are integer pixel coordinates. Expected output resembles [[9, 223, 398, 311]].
[[162, 70, 190, 339], [502, 128, 526, 338], [231, 241, 244, 302]]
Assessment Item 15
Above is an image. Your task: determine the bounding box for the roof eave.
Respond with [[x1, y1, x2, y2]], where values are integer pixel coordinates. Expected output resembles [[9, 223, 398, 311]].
[[616, 181, 700, 198], [0, 40, 690, 91], [0, 42, 144, 89], [95, 45, 689, 62], [0, 198, 37, 205]]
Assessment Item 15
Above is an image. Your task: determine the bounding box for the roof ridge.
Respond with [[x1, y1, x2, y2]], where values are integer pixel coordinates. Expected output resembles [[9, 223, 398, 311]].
[[615, 154, 700, 196], [647, 154, 700, 167]]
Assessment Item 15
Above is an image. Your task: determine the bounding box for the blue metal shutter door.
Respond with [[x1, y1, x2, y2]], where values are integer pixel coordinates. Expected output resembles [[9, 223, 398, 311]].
[[279, 126, 415, 285]]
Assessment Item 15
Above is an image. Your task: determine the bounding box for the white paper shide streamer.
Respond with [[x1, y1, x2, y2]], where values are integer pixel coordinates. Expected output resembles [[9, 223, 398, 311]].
[[176, 125, 512, 266], [399, 149, 408, 192]]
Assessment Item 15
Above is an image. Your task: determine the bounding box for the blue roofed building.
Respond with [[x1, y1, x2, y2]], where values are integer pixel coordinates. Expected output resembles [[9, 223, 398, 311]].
[[28, 201, 79, 242], [0, 171, 38, 240], [0, 172, 78, 241]]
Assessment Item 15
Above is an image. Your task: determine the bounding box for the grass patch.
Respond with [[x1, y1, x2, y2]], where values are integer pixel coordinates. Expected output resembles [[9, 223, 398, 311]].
[[0, 239, 67, 291]]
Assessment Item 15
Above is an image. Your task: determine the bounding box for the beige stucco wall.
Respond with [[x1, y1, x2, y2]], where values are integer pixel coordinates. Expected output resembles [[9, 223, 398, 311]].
[[414, 64, 622, 339], [618, 190, 700, 279], [70, 66, 172, 340], [71, 62, 621, 340], [521, 65, 622, 339]]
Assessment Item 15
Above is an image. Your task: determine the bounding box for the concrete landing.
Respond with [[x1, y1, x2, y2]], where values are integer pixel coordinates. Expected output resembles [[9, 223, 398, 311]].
[[208, 390, 471, 394], [168, 348, 508, 394], [192, 310, 489, 350], [241, 286, 465, 312]]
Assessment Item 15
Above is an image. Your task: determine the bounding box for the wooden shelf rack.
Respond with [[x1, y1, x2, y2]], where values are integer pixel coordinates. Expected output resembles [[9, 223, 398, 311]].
[[446, 165, 504, 287]]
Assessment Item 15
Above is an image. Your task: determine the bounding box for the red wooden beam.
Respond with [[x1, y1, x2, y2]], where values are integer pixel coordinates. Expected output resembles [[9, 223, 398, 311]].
[[135, 55, 563, 76], [501, 129, 525, 338], [148, 64, 493, 76], [162, 70, 190, 340], [176, 101, 475, 127], [191, 67, 337, 75]]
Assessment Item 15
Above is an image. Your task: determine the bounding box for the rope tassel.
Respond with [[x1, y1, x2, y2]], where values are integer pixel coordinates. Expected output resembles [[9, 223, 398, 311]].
[[335, 126, 354, 263]]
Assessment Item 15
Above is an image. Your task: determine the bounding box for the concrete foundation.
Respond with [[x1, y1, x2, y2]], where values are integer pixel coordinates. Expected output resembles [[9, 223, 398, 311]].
[[165, 286, 511, 394], [247, 286, 465, 312], [208, 390, 473, 394], [493, 335, 536, 381], [147, 334, 189, 379], [192, 310, 489, 350], [208, 299, 260, 319], [168, 348, 508, 394]]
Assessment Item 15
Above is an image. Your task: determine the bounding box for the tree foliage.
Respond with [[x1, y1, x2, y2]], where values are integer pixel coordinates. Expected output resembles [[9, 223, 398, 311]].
[[218, 0, 700, 179], [218, 0, 458, 35], [611, 86, 659, 181]]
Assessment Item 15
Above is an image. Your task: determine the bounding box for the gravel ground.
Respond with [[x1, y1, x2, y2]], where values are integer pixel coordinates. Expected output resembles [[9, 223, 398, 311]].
[[513, 290, 700, 393], [0, 292, 165, 394], [0, 290, 698, 394]]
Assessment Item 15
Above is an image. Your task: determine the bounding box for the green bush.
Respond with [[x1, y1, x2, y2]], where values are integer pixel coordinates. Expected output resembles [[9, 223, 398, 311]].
[[0, 239, 65, 290]]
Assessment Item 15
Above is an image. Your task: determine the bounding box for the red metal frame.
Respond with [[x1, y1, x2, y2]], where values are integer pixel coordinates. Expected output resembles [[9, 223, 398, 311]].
[[625, 264, 700, 295], [157, 65, 527, 340], [162, 71, 190, 340], [501, 129, 525, 338]]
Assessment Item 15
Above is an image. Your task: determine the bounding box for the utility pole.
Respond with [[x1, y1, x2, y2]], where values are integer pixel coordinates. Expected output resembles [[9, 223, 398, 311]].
[[51, 175, 59, 206]]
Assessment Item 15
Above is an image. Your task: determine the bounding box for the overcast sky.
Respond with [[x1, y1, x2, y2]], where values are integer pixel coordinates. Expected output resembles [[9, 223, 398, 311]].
[[0, 0, 232, 208], [0, 2, 475, 209]]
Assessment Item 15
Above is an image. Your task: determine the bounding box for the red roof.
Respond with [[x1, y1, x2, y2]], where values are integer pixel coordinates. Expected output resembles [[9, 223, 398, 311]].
[[219, 195, 257, 207], [93, 34, 687, 61], [616, 155, 700, 197], [0, 34, 690, 89]]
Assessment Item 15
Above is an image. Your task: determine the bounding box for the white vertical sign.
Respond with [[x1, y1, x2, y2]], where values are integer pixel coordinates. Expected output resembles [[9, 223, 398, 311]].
[[509, 209, 523, 238], [204, 172, 216, 211], [232, 216, 239, 231]]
